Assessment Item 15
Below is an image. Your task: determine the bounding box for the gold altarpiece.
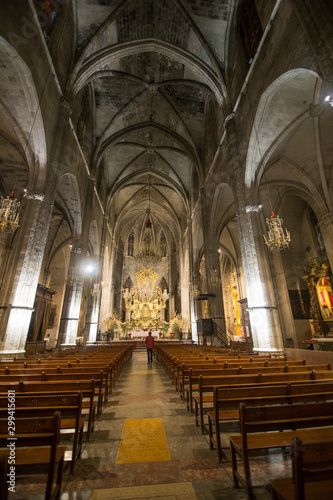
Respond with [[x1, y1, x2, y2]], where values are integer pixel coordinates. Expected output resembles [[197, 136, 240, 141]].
[[228, 271, 242, 337], [122, 266, 169, 329], [303, 258, 333, 337]]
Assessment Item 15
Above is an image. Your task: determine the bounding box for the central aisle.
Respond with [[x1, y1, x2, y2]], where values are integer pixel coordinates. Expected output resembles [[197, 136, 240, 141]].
[[60, 350, 278, 499]]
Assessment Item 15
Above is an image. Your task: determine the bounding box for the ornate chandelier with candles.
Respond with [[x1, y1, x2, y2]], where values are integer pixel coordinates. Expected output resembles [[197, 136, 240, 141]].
[[134, 144, 161, 267], [263, 211, 291, 250], [0, 191, 20, 233], [134, 214, 161, 268]]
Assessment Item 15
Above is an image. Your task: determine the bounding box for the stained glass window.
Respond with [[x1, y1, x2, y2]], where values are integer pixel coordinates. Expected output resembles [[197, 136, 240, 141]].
[[128, 232, 134, 257], [160, 231, 166, 257]]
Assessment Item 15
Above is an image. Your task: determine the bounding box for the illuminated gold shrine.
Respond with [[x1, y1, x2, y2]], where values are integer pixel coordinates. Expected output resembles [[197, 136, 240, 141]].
[[122, 266, 169, 329], [303, 258, 333, 337], [229, 271, 242, 337]]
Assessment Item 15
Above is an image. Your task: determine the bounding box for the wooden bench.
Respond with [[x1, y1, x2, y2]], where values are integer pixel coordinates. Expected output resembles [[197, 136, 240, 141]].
[[0, 365, 113, 402], [269, 436, 333, 500], [2, 348, 131, 387], [158, 347, 272, 378], [0, 393, 85, 473], [0, 411, 66, 499], [187, 370, 258, 413], [169, 353, 276, 383], [180, 362, 328, 406], [0, 370, 107, 413], [194, 371, 333, 433], [2, 361, 113, 394], [208, 381, 333, 463], [184, 363, 333, 411], [176, 360, 310, 396], [229, 400, 333, 499], [0, 379, 98, 440]]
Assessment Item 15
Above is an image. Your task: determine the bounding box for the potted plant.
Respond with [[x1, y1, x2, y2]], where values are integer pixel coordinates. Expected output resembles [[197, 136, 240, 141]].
[[161, 322, 169, 338]]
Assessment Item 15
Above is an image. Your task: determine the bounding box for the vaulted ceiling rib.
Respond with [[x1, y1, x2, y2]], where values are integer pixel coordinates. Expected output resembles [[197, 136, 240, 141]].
[[72, 0, 231, 241]]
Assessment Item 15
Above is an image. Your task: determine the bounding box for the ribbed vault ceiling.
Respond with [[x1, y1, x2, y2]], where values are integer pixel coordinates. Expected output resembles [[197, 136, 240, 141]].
[[73, 0, 231, 240]]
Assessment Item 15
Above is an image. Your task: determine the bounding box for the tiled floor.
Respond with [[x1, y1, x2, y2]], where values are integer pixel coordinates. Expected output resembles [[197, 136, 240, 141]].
[[11, 351, 293, 499]]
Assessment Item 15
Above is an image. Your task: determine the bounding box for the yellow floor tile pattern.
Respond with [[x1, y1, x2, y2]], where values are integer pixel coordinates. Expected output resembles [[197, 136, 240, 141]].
[[91, 482, 197, 499], [115, 417, 171, 464]]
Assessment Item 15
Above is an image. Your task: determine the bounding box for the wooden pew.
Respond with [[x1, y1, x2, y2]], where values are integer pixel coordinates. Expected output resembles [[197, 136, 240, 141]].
[[3, 345, 132, 385], [194, 370, 333, 433], [0, 411, 66, 500], [229, 401, 333, 499], [179, 361, 326, 403], [176, 360, 309, 396], [0, 393, 85, 473], [270, 436, 333, 500], [2, 360, 114, 392], [0, 379, 97, 440], [168, 353, 275, 383], [0, 365, 112, 402], [208, 381, 333, 463], [0, 370, 107, 413], [157, 345, 273, 377]]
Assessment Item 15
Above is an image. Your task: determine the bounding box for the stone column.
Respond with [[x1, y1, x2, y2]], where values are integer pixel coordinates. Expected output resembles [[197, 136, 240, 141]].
[[268, 250, 298, 348], [187, 218, 198, 341], [57, 246, 84, 347], [0, 191, 55, 355], [200, 185, 227, 340], [109, 235, 117, 315], [85, 293, 100, 344], [58, 175, 96, 347], [224, 110, 284, 353], [235, 200, 284, 353], [98, 223, 112, 330], [86, 215, 107, 344], [112, 248, 123, 314], [168, 252, 174, 321], [179, 236, 191, 334], [0, 97, 71, 356]]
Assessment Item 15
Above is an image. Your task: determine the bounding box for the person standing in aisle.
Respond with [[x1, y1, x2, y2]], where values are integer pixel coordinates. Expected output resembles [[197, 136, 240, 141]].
[[145, 331, 155, 363]]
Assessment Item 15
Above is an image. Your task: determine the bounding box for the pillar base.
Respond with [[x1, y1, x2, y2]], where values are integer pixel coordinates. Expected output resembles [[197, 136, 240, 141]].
[[253, 348, 285, 357], [0, 350, 26, 359], [59, 343, 78, 349]]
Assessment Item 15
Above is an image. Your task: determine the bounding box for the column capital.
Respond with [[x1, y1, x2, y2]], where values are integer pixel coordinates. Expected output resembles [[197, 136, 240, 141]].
[[319, 212, 333, 225], [24, 191, 45, 201], [71, 247, 83, 254]]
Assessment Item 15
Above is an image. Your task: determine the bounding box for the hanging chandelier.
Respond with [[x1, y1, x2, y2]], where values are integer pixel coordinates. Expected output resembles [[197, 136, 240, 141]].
[[263, 211, 291, 250], [0, 191, 20, 233], [134, 216, 161, 268], [133, 143, 161, 267]]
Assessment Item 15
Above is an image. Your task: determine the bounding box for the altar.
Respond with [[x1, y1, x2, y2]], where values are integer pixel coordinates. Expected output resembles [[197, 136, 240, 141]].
[[130, 330, 159, 338]]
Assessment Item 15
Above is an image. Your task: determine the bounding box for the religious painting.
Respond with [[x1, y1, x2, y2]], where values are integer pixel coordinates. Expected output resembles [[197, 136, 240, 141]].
[[288, 290, 311, 319], [316, 277, 333, 318], [141, 280, 152, 299], [47, 305, 57, 328]]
